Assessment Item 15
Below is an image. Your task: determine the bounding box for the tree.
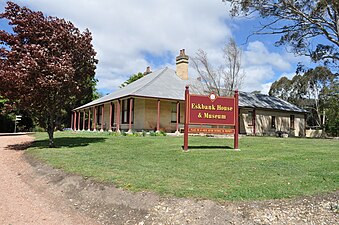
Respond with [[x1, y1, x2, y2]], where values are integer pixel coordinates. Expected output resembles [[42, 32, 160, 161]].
[[191, 37, 245, 96], [0, 96, 34, 132], [317, 68, 339, 136], [269, 66, 338, 135], [0, 2, 98, 147], [226, 0, 339, 66], [120, 72, 144, 88]]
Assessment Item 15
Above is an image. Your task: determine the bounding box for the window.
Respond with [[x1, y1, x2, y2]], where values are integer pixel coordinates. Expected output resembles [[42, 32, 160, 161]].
[[271, 116, 276, 129], [122, 99, 134, 124], [290, 115, 295, 129], [171, 102, 180, 123], [247, 111, 253, 126]]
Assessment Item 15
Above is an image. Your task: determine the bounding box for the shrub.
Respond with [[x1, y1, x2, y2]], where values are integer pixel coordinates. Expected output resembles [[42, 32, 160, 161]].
[[141, 130, 147, 137], [33, 126, 45, 132], [132, 130, 142, 137], [121, 130, 127, 136], [110, 131, 121, 136], [160, 130, 167, 136]]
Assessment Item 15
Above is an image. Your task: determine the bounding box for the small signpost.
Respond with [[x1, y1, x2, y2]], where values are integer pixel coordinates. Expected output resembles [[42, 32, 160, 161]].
[[183, 86, 239, 150], [14, 115, 22, 133]]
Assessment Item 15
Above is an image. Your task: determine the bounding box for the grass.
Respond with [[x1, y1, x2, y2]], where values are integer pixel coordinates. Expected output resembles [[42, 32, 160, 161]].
[[27, 131, 339, 201]]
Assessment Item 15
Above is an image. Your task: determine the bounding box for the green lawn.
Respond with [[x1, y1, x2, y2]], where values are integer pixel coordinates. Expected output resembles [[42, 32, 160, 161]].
[[27, 132, 339, 201]]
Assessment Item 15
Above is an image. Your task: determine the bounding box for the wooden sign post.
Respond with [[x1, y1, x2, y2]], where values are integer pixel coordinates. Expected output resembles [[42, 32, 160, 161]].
[[183, 86, 239, 150]]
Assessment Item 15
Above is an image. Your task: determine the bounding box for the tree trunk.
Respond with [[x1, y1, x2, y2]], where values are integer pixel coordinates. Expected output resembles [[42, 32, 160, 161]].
[[47, 127, 55, 148], [321, 110, 327, 138]]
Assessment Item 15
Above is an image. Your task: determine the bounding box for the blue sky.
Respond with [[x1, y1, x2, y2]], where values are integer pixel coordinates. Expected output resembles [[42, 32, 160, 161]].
[[0, 0, 314, 95]]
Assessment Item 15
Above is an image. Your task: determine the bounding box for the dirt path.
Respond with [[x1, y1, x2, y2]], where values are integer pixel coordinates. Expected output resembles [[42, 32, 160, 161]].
[[0, 134, 99, 225], [0, 134, 338, 225]]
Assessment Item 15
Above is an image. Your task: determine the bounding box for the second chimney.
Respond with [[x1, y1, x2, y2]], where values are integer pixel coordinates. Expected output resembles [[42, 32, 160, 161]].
[[143, 66, 152, 75], [176, 49, 189, 80]]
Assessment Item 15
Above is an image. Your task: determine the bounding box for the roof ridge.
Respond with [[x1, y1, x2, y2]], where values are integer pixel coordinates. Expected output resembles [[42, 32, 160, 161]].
[[132, 67, 169, 95]]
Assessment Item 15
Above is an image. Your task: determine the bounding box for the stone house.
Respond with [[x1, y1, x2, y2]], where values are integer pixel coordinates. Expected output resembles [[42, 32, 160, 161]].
[[72, 50, 307, 136]]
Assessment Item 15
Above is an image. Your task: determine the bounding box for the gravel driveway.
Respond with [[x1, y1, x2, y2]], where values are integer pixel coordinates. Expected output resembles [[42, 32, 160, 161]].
[[0, 134, 99, 225], [0, 134, 338, 225]]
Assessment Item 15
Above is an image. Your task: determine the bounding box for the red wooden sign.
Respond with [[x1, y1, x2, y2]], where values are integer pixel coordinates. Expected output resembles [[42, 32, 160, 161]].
[[188, 94, 235, 125], [184, 86, 239, 151]]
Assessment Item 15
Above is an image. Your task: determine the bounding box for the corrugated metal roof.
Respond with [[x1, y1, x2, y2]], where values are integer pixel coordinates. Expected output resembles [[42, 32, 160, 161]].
[[74, 67, 306, 113], [74, 67, 189, 110], [239, 92, 307, 113]]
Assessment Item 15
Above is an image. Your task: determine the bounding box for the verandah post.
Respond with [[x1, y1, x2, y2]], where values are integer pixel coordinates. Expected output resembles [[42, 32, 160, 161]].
[[100, 104, 104, 132], [253, 108, 256, 136], [109, 102, 113, 132], [87, 109, 91, 131], [175, 101, 180, 134], [93, 107, 97, 131], [128, 98, 133, 133], [78, 111, 81, 131], [73, 111, 77, 131], [184, 86, 189, 151], [70, 113, 74, 130], [116, 100, 121, 133], [234, 90, 239, 150], [157, 100, 160, 132], [82, 111, 85, 131]]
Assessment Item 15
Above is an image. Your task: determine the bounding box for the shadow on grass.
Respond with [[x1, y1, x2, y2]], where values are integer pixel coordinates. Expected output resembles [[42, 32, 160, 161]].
[[182, 145, 233, 150], [32, 137, 107, 149]]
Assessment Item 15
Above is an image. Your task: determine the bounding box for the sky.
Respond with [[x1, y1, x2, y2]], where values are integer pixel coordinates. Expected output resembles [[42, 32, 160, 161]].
[[0, 0, 313, 95]]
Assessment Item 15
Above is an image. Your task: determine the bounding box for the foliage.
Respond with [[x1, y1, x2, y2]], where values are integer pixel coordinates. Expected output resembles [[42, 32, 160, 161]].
[[326, 118, 339, 137], [110, 131, 122, 136], [0, 113, 14, 132], [191, 37, 245, 96], [32, 126, 45, 132], [159, 130, 167, 136], [0, 112, 34, 133], [120, 72, 144, 88], [0, 95, 14, 113], [323, 77, 339, 136], [92, 89, 103, 100], [149, 130, 157, 136], [227, 0, 339, 66], [0, 2, 98, 146], [141, 130, 147, 137], [109, 130, 166, 137], [29, 132, 339, 201], [269, 66, 338, 136], [0, 96, 34, 132], [0, 96, 7, 111]]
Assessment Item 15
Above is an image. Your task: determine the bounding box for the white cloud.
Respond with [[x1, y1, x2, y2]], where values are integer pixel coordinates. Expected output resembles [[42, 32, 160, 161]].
[[260, 82, 273, 95], [241, 66, 275, 93], [8, 0, 231, 92], [238, 41, 307, 94], [1, 1, 308, 96], [277, 72, 297, 80], [243, 41, 291, 71], [187, 40, 299, 94]]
